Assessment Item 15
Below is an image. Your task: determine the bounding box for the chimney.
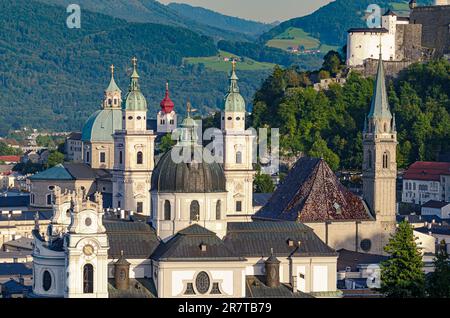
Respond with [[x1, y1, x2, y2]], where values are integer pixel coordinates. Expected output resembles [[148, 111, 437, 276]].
[[291, 275, 298, 293], [114, 250, 130, 291], [265, 248, 280, 288], [200, 243, 207, 252], [120, 210, 125, 219]]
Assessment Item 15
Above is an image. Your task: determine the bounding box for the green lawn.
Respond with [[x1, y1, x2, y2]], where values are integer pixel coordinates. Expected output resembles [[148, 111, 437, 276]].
[[183, 50, 276, 72], [266, 27, 339, 53]]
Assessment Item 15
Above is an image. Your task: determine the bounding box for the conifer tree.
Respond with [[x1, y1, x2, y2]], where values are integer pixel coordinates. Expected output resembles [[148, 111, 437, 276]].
[[426, 240, 450, 298], [380, 221, 425, 298]]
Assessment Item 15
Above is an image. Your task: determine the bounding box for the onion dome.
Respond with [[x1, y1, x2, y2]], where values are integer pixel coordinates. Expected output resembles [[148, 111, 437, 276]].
[[160, 82, 175, 114], [123, 57, 147, 111], [224, 60, 246, 112]]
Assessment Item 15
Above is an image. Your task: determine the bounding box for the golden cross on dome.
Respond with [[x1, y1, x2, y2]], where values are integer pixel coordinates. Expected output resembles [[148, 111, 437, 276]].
[[186, 100, 192, 116], [131, 56, 138, 67], [110, 64, 115, 76]]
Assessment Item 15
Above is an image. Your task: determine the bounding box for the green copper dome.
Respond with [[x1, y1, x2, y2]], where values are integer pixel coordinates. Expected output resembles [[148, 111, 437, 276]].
[[123, 58, 147, 111], [81, 108, 122, 142], [224, 68, 246, 112]]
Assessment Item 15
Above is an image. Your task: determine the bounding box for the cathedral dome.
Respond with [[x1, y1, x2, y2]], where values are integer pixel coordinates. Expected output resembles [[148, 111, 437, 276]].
[[81, 108, 122, 142], [123, 90, 147, 111], [151, 150, 226, 193]]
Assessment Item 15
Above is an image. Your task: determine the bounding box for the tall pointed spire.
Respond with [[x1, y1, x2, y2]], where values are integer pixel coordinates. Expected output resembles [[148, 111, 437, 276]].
[[160, 81, 174, 114], [368, 55, 392, 120], [129, 57, 140, 92]]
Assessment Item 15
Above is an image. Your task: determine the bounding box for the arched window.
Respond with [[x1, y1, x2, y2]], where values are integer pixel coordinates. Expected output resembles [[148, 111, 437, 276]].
[[190, 200, 200, 221], [236, 151, 242, 164], [86, 151, 90, 163], [383, 152, 389, 169], [108, 99, 112, 106], [164, 200, 171, 220], [137, 151, 143, 165], [83, 264, 94, 294], [46, 194, 52, 206], [43, 270, 52, 291], [119, 151, 123, 164], [216, 200, 221, 220]]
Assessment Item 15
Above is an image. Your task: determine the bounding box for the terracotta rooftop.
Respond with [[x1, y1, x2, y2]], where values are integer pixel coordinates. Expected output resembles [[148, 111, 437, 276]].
[[254, 157, 372, 222], [403, 161, 450, 181]]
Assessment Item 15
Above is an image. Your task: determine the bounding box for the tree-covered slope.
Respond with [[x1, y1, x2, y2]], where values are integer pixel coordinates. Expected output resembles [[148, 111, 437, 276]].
[[35, 0, 253, 41], [0, 0, 269, 134], [167, 3, 272, 38], [260, 0, 434, 47], [251, 58, 450, 170]]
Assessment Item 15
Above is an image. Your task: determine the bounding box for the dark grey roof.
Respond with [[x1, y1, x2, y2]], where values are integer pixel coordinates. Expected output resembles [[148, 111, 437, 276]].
[[64, 163, 97, 180], [93, 168, 112, 181], [415, 225, 450, 236], [0, 211, 52, 222], [108, 278, 157, 298], [253, 193, 272, 207], [105, 220, 159, 259], [224, 222, 337, 258], [0, 263, 32, 276], [396, 214, 448, 224], [68, 132, 82, 140], [1, 279, 31, 296], [246, 276, 313, 298], [151, 224, 245, 262], [151, 149, 226, 193], [3, 237, 33, 251], [0, 195, 29, 208], [337, 249, 388, 272], [254, 157, 371, 222], [422, 200, 449, 209], [348, 28, 389, 33]]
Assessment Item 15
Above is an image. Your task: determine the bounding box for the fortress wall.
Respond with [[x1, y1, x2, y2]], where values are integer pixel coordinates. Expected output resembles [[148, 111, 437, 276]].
[[411, 5, 450, 56]]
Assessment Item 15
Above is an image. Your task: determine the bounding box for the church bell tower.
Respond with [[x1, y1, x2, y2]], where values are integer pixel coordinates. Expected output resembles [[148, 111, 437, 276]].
[[221, 61, 255, 219], [362, 56, 398, 250], [112, 57, 156, 215]]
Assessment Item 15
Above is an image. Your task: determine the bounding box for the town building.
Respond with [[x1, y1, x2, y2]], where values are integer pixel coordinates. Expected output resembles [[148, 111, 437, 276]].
[[421, 200, 450, 219], [65, 132, 83, 163], [402, 161, 450, 205]]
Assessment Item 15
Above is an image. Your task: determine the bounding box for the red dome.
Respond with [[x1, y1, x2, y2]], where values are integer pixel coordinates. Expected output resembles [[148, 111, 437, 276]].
[[160, 82, 174, 114]]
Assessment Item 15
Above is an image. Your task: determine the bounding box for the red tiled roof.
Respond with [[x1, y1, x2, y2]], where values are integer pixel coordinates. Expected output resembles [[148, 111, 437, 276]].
[[403, 161, 450, 181], [0, 155, 20, 163]]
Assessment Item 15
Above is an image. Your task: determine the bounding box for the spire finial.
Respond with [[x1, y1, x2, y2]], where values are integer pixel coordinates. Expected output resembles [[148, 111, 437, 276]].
[[231, 59, 237, 73], [132, 57, 138, 68], [186, 99, 192, 117], [166, 81, 169, 92], [110, 64, 115, 77]]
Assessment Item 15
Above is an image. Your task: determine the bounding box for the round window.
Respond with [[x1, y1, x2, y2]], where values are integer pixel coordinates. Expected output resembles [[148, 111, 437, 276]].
[[43, 270, 52, 291], [227, 117, 232, 120], [137, 116, 142, 120], [85, 217, 92, 227], [360, 239, 372, 252], [195, 271, 210, 294], [236, 117, 240, 121], [128, 116, 133, 120]]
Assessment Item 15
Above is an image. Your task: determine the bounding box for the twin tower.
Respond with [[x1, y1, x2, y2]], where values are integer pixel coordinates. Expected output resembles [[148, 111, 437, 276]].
[[106, 58, 254, 217]]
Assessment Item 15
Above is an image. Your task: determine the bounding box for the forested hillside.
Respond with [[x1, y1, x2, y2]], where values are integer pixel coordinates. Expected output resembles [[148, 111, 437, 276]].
[[36, 0, 254, 41], [168, 3, 272, 38], [260, 0, 434, 47], [251, 59, 450, 170], [0, 0, 269, 134]]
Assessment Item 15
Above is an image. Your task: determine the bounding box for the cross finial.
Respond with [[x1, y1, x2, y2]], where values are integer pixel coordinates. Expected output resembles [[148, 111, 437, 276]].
[[231, 59, 237, 72], [166, 81, 169, 91], [131, 57, 138, 68], [110, 64, 115, 76]]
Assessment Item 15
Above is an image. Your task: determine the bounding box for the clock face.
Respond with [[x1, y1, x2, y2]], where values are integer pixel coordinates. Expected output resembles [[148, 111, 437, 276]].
[[83, 244, 94, 256]]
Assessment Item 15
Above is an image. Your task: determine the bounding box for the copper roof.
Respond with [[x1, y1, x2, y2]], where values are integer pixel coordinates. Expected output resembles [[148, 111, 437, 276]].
[[254, 157, 372, 222]]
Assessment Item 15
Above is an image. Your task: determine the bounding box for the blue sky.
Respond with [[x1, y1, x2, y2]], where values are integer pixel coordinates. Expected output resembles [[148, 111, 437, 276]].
[[157, 0, 333, 23]]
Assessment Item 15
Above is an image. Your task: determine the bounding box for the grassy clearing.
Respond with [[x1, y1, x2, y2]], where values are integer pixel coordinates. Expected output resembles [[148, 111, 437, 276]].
[[183, 50, 276, 72], [266, 27, 321, 50]]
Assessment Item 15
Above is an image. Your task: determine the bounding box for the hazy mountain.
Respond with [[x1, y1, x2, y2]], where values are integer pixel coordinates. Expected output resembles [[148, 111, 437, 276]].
[[167, 3, 272, 38], [35, 0, 254, 41]]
